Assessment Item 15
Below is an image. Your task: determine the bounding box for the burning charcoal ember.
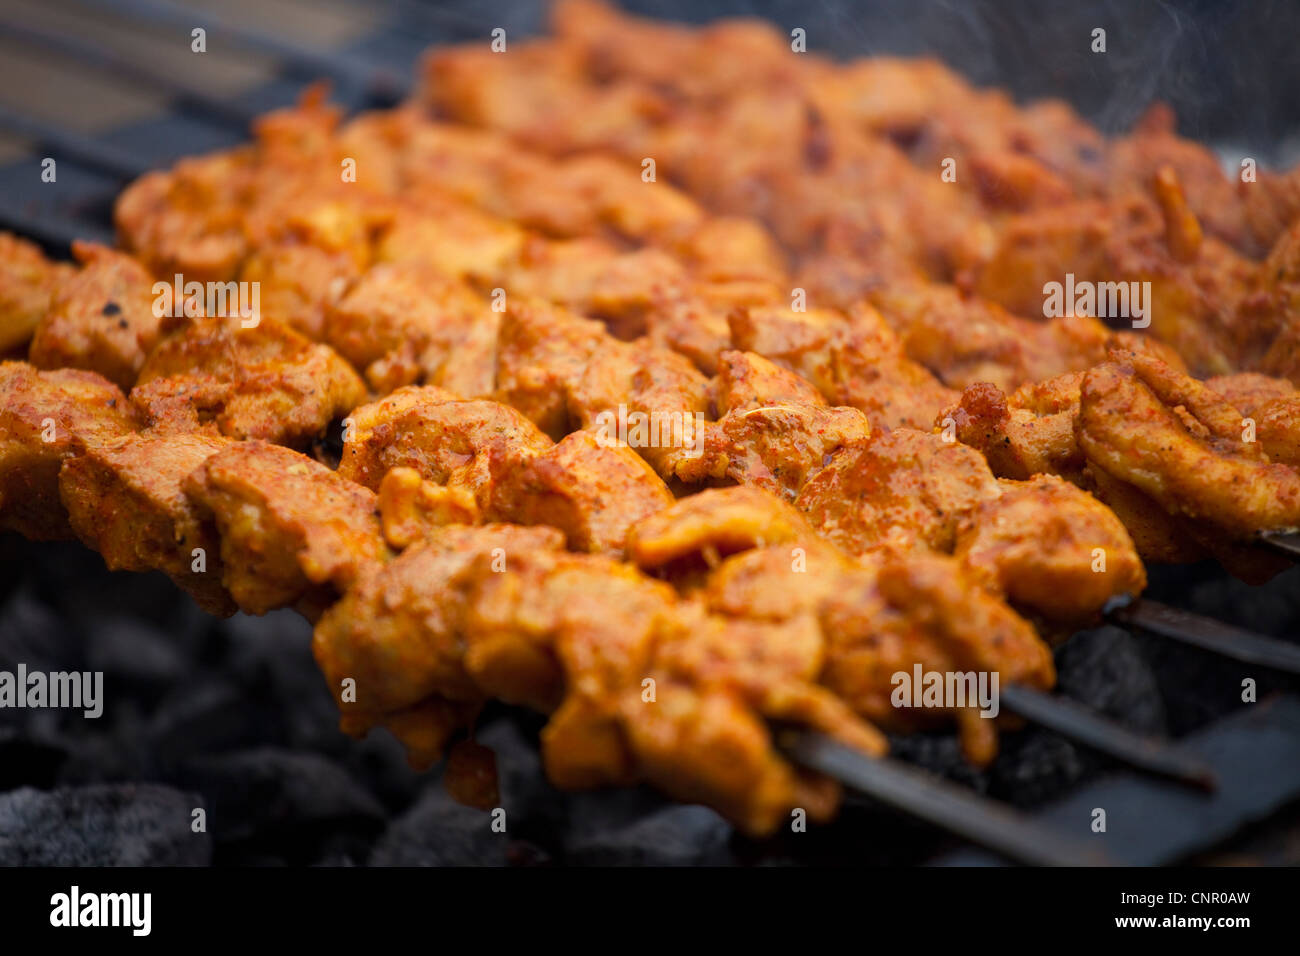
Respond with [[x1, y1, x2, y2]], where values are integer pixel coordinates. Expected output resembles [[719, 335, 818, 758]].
[[0, 783, 211, 865]]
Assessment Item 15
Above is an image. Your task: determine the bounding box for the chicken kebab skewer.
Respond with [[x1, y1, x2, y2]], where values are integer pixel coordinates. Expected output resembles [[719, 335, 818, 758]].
[[422, 0, 1300, 389], [1, 273, 1217, 818]]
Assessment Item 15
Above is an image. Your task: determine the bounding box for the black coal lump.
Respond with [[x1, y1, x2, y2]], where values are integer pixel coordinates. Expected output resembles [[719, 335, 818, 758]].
[[0, 783, 211, 865], [565, 802, 734, 866], [1055, 626, 1167, 735], [172, 748, 386, 865], [369, 785, 508, 866]]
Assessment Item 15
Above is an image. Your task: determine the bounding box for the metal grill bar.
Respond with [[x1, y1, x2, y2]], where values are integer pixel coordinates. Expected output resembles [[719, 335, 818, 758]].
[[0, 18, 257, 129], [0, 104, 150, 180], [78, 0, 411, 105]]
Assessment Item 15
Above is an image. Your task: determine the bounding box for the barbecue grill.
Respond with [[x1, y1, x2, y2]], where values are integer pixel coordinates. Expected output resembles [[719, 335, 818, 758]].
[[1, 0, 1299, 868]]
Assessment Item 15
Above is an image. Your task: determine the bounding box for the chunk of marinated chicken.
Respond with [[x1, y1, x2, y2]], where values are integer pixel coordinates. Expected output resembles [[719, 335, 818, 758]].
[[0, 362, 139, 539], [185, 441, 389, 617], [1077, 354, 1300, 538], [28, 242, 163, 391], [494, 299, 607, 437], [324, 261, 497, 396], [869, 282, 1114, 391], [953, 475, 1146, 626], [796, 429, 1001, 554], [496, 298, 711, 478], [628, 485, 826, 573], [493, 431, 674, 556], [313, 524, 566, 724], [59, 430, 235, 615], [729, 304, 959, 430], [676, 402, 871, 501], [0, 233, 75, 353], [338, 386, 553, 511], [376, 467, 480, 549], [710, 349, 827, 415], [132, 315, 366, 448], [702, 543, 1054, 766]]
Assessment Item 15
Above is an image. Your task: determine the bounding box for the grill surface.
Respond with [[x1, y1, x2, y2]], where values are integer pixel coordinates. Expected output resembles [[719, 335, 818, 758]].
[[1, 0, 1299, 866]]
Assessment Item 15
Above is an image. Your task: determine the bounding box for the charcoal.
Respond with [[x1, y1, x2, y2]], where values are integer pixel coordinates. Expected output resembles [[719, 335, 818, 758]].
[[990, 730, 1088, 808], [172, 748, 386, 856], [369, 785, 508, 866], [566, 804, 733, 866], [0, 587, 84, 676], [888, 732, 989, 791], [1055, 626, 1167, 735], [146, 678, 286, 767], [83, 615, 191, 699], [475, 715, 568, 833], [218, 611, 342, 752], [0, 783, 211, 865], [0, 728, 67, 790]]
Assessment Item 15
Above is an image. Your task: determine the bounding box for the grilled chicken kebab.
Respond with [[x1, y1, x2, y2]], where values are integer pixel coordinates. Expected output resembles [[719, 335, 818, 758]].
[[2, 0, 1298, 832]]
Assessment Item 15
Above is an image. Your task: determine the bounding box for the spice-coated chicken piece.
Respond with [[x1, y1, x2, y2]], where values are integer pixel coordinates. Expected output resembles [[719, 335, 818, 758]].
[[1200, 375, 1300, 469], [729, 304, 959, 431], [953, 475, 1146, 627], [371, 191, 526, 285], [376, 467, 481, 549], [501, 238, 690, 340], [313, 523, 567, 730], [710, 349, 828, 414], [494, 299, 607, 438], [338, 385, 553, 510], [492, 431, 675, 557], [315, 522, 883, 834], [966, 193, 1260, 376], [868, 282, 1116, 391], [58, 429, 236, 615], [796, 429, 1001, 555], [184, 441, 389, 618], [0, 362, 140, 539], [701, 539, 1054, 766], [628, 484, 827, 576], [131, 315, 366, 448], [111, 88, 356, 283], [675, 402, 871, 502], [1077, 354, 1300, 539], [28, 242, 164, 392], [235, 234, 363, 342], [114, 148, 253, 283], [0, 233, 75, 353], [940, 375, 1088, 482], [324, 262, 496, 397], [494, 298, 711, 477], [465, 546, 885, 833]]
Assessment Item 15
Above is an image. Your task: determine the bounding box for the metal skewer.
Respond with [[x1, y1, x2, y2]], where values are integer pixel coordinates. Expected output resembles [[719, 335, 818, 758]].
[[999, 685, 1215, 789], [1105, 595, 1300, 677], [1260, 529, 1300, 562], [780, 730, 1121, 866]]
